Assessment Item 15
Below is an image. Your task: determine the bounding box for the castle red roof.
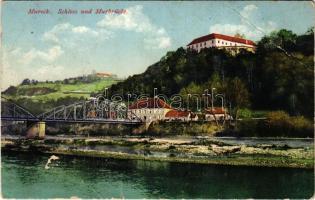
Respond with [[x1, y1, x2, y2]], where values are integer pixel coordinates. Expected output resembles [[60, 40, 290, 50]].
[[128, 98, 171, 109], [187, 33, 255, 46], [165, 110, 190, 118]]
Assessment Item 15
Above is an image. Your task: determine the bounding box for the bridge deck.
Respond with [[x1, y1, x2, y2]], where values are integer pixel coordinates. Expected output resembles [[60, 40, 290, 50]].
[[1, 117, 142, 125]]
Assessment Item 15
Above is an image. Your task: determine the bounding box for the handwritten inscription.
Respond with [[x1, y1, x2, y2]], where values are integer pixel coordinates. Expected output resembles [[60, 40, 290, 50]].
[[28, 8, 127, 15], [58, 9, 78, 14], [28, 9, 49, 14], [94, 9, 127, 14]]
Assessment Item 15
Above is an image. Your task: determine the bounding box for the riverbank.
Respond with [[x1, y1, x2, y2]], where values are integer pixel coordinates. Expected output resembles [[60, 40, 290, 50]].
[[1, 135, 313, 169]]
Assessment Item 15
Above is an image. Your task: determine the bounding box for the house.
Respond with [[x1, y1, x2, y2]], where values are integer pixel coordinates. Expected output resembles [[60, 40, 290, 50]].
[[95, 72, 112, 78], [94, 72, 117, 78], [165, 110, 190, 121], [205, 107, 233, 121], [187, 33, 255, 53], [190, 113, 199, 121], [128, 98, 172, 122], [165, 110, 198, 121]]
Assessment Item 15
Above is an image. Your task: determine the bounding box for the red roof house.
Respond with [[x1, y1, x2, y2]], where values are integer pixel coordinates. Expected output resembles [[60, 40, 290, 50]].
[[204, 107, 233, 121], [165, 109, 198, 121], [205, 107, 226, 115], [95, 72, 113, 78], [188, 33, 255, 46], [165, 110, 190, 118]]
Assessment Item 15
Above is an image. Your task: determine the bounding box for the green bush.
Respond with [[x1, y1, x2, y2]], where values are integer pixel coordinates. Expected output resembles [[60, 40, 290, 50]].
[[238, 108, 252, 119], [265, 111, 292, 136], [235, 111, 313, 138], [289, 116, 313, 137], [266, 111, 290, 125], [265, 111, 313, 137]]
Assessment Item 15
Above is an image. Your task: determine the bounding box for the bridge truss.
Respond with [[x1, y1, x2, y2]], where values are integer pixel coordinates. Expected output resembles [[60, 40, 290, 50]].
[[1, 97, 142, 124], [1, 97, 38, 121]]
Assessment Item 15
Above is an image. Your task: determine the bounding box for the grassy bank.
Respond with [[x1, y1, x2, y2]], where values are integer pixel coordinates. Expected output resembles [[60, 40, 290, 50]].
[[2, 78, 119, 114], [2, 136, 313, 169], [48, 149, 313, 169], [146, 121, 222, 136]]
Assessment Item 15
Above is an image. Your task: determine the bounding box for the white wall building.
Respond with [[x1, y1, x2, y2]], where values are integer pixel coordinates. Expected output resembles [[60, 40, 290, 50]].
[[128, 98, 172, 122], [187, 33, 256, 53]]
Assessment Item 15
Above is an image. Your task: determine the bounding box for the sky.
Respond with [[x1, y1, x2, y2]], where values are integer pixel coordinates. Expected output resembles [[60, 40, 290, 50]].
[[1, 1, 314, 90]]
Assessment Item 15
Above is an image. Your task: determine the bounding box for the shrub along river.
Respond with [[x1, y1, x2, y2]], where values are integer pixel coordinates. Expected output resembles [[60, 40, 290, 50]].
[[2, 151, 314, 199]]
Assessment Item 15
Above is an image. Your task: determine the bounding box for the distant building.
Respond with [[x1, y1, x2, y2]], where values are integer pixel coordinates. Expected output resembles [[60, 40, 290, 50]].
[[128, 98, 172, 122], [187, 33, 255, 53], [95, 72, 112, 78], [205, 107, 233, 121], [94, 72, 117, 78]]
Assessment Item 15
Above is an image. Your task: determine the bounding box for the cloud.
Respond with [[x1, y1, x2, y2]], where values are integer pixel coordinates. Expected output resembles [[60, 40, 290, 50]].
[[72, 26, 90, 33], [97, 5, 153, 32], [1, 48, 81, 90], [2, 6, 172, 90], [209, 4, 277, 40], [240, 4, 258, 20], [2, 22, 115, 90], [43, 23, 71, 43], [209, 22, 277, 40], [1, 49, 22, 90], [20, 45, 64, 65], [33, 65, 66, 80], [1, 47, 68, 90], [43, 23, 112, 45], [97, 5, 171, 49], [144, 36, 171, 49]]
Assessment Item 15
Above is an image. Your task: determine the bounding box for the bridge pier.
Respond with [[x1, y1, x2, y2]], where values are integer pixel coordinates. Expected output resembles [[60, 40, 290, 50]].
[[26, 121, 46, 139]]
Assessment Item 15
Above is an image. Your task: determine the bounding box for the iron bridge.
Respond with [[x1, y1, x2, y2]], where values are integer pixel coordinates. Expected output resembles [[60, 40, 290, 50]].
[[1, 97, 142, 125]]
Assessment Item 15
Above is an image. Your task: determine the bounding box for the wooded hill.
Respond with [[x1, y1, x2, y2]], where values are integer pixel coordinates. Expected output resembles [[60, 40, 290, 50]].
[[108, 29, 314, 118]]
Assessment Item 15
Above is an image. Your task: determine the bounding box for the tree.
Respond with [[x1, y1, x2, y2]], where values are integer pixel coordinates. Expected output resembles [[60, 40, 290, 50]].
[[31, 79, 38, 85], [21, 78, 31, 85], [3, 86, 17, 95], [305, 26, 314, 35], [257, 29, 297, 53], [179, 82, 204, 111], [225, 77, 250, 124], [234, 33, 245, 39]]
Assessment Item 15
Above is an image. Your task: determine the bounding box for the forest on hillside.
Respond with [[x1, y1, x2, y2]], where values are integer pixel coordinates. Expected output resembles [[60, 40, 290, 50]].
[[108, 29, 314, 118], [2, 28, 313, 119]]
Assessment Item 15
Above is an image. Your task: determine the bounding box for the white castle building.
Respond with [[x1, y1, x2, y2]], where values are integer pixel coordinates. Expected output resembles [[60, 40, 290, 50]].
[[187, 33, 256, 53]]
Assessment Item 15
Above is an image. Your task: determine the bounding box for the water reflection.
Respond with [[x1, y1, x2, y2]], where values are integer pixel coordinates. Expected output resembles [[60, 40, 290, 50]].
[[2, 151, 314, 199]]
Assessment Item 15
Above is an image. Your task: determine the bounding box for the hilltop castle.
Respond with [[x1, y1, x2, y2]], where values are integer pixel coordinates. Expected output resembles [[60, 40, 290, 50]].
[[187, 33, 256, 54]]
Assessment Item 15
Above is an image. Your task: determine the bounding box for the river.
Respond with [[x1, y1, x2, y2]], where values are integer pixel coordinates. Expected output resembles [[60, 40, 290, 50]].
[[1, 151, 314, 199]]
